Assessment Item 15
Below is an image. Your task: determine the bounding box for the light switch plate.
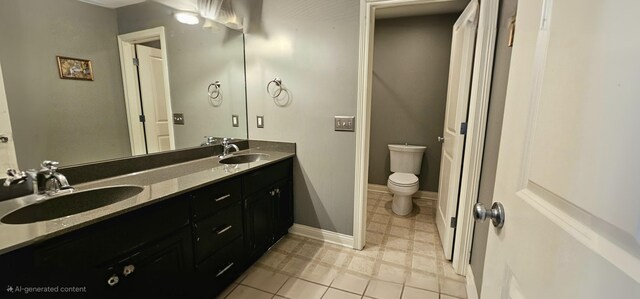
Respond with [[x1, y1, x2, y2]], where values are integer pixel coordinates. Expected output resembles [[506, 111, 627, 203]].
[[173, 113, 185, 125], [257, 115, 264, 128], [335, 116, 355, 131], [232, 115, 239, 127]]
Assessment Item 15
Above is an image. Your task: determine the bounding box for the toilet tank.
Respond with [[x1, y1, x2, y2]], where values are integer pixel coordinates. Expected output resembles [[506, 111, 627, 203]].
[[388, 144, 427, 175]]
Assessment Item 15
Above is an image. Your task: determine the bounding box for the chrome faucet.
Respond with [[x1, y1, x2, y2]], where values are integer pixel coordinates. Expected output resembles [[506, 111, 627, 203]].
[[220, 138, 239, 157], [36, 160, 74, 195], [201, 136, 216, 146]]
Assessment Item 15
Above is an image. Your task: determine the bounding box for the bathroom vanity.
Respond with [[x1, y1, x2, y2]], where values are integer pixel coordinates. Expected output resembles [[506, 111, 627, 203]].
[[0, 142, 294, 298]]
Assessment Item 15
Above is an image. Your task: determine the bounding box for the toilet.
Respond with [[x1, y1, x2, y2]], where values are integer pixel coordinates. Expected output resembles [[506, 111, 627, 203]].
[[387, 144, 427, 216]]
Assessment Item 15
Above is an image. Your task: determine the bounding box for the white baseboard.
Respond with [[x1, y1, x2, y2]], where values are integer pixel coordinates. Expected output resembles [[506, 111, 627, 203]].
[[367, 183, 438, 201], [289, 224, 354, 249], [466, 265, 480, 299]]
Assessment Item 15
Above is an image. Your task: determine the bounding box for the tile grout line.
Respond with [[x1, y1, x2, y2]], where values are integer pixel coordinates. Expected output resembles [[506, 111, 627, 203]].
[[272, 275, 290, 298], [222, 282, 239, 299]]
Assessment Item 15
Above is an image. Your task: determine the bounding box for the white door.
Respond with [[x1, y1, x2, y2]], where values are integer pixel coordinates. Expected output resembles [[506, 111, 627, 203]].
[[0, 62, 17, 173], [436, 0, 479, 260], [481, 0, 640, 298], [136, 44, 173, 154]]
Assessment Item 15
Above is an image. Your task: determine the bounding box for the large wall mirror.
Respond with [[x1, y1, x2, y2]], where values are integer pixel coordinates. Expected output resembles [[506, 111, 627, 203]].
[[0, 0, 248, 170]]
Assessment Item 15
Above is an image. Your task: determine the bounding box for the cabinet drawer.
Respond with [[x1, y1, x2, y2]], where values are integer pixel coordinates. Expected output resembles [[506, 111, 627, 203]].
[[243, 159, 292, 196], [197, 237, 243, 281], [34, 198, 190, 268], [191, 177, 242, 220], [194, 202, 243, 263]]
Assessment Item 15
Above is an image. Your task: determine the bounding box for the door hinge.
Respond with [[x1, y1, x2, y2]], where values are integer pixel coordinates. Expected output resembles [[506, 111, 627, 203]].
[[450, 217, 457, 228], [139, 115, 146, 123], [133, 58, 139, 66], [460, 122, 467, 135], [508, 16, 516, 47]]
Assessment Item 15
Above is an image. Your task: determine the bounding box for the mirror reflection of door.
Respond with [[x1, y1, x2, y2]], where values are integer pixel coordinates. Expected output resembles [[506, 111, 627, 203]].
[[0, 62, 18, 172], [135, 44, 173, 154]]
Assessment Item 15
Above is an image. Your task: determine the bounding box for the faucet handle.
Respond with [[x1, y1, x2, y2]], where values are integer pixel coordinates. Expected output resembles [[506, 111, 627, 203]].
[[4, 169, 27, 186], [222, 138, 231, 146], [41, 160, 60, 171], [202, 136, 216, 146], [6, 168, 24, 178]]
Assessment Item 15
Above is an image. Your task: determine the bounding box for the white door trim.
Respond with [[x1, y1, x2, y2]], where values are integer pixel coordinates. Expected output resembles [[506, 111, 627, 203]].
[[117, 27, 176, 155], [353, 0, 498, 276], [0, 61, 18, 174], [452, 0, 499, 275]]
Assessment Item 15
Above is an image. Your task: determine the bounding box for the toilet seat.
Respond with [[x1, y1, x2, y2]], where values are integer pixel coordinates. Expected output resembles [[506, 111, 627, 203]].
[[388, 173, 419, 187]]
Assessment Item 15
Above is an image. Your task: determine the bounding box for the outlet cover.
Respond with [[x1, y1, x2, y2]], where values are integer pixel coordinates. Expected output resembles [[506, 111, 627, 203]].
[[334, 116, 355, 132], [173, 113, 185, 125], [257, 115, 264, 128], [232, 115, 239, 127]]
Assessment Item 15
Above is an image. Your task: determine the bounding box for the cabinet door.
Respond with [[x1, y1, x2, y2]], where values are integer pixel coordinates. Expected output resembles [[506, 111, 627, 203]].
[[273, 178, 293, 240], [104, 228, 193, 298], [244, 190, 273, 258]]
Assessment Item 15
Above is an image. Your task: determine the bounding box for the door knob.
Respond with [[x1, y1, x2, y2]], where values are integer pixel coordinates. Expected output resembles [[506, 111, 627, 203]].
[[0, 136, 8, 143], [473, 202, 505, 228], [437, 136, 445, 143]]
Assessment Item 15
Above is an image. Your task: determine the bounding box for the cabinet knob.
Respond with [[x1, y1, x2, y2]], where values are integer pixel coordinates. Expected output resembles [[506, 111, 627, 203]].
[[107, 275, 120, 286], [123, 264, 135, 276]]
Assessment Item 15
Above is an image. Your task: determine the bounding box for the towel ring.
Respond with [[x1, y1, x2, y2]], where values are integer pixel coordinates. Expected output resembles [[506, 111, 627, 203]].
[[208, 81, 221, 100], [266, 77, 283, 98]]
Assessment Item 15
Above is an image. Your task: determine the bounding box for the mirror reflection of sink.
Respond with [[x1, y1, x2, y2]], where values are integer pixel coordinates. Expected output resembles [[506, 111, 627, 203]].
[[1, 185, 144, 225], [219, 153, 270, 165]]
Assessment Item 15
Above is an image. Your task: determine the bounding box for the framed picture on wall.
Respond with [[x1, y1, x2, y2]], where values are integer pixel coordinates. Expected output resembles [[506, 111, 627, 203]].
[[56, 56, 94, 81]]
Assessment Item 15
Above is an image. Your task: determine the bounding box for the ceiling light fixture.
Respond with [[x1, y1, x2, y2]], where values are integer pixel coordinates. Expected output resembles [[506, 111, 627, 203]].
[[174, 12, 200, 25]]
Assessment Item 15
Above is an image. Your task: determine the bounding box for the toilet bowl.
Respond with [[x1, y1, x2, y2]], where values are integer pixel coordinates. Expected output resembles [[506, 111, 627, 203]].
[[387, 144, 426, 216], [387, 173, 419, 215]]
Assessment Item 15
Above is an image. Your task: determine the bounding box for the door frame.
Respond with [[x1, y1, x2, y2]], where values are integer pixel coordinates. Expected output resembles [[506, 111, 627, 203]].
[[117, 27, 176, 155], [0, 61, 18, 173], [352, 0, 498, 275]]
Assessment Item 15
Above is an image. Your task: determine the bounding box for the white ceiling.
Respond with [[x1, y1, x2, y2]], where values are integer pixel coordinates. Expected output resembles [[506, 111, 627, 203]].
[[375, 0, 470, 19], [152, 0, 197, 12], [77, 0, 198, 10], [76, 0, 146, 8]]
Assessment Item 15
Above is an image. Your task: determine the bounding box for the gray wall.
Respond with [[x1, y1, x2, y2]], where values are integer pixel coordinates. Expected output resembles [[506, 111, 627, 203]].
[[117, 1, 247, 149], [368, 15, 457, 192], [469, 0, 517, 295], [243, 0, 360, 235], [0, 0, 130, 168]]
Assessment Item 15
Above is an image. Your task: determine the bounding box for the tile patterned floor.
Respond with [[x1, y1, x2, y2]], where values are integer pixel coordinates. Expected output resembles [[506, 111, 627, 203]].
[[218, 190, 467, 299]]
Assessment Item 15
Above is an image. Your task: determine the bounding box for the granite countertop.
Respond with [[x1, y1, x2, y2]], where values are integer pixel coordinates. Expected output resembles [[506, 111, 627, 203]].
[[0, 148, 295, 255]]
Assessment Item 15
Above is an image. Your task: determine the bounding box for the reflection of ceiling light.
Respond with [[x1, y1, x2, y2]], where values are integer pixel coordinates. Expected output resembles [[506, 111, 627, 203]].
[[174, 12, 200, 25]]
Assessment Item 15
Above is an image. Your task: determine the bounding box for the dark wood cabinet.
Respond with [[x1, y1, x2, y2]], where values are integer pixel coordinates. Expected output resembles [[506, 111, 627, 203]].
[[101, 227, 193, 298], [273, 178, 294, 240], [0, 196, 193, 298], [0, 157, 294, 299], [244, 189, 275, 257], [243, 159, 294, 262]]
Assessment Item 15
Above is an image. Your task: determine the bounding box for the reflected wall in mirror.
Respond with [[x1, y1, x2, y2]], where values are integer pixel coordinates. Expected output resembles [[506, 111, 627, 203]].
[[0, 0, 247, 170]]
